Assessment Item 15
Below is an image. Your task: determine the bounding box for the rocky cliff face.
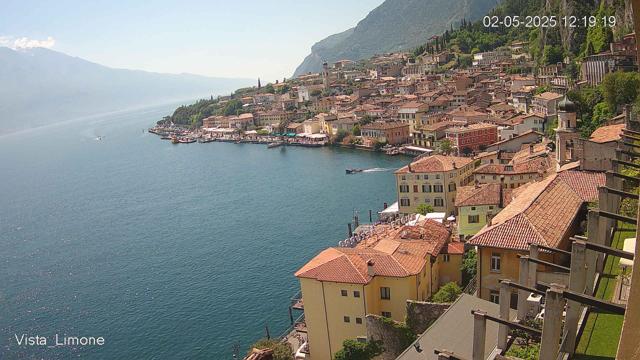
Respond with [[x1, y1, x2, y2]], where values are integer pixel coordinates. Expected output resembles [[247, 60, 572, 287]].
[[293, 0, 500, 77]]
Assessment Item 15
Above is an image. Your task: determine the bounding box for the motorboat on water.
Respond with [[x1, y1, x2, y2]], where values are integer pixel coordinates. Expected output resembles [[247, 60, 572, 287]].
[[346, 168, 364, 174], [267, 141, 283, 148]]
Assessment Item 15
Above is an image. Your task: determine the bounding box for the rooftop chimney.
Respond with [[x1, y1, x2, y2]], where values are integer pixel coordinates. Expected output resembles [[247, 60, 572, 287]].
[[367, 260, 375, 277], [408, 163, 413, 172], [529, 143, 534, 154]]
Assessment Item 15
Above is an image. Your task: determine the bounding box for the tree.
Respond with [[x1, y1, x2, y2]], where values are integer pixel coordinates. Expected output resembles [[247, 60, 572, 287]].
[[334, 129, 349, 143], [601, 71, 640, 112], [247, 339, 293, 360], [461, 249, 477, 287], [580, 101, 613, 137], [438, 139, 452, 154], [352, 124, 361, 136], [263, 83, 275, 94], [416, 204, 434, 216], [542, 45, 564, 65], [334, 339, 383, 360], [432, 282, 462, 303]]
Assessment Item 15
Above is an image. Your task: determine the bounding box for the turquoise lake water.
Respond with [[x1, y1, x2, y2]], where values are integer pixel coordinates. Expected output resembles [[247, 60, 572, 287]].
[[0, 104, 410, 359]]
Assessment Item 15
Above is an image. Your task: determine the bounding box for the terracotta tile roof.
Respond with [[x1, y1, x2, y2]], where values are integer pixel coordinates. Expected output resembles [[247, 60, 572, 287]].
[[396, 155, 473, 174], [445, 242, 465, 255], [455, 183, 513, 207], [534, 91, 563, 100], [468, 171, 605, 251], [295, 219, 451, 284], [589, 123, 625, 143]]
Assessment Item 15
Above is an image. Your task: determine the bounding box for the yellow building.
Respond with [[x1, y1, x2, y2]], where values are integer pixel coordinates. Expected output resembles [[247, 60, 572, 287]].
[[294, 219, 463, 360], [454, 183, 511, 240], [468, 170, 605, 303], [395, 155, 475, 216]]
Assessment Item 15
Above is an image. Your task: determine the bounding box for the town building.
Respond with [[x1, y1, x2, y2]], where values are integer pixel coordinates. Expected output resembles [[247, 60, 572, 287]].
[[497, 114, 545, 141], [397, 101, 429, 132], [444, 123, 498, 154], [532, 91, 563, 117], [395, 155, 475, 215], [361, 122, 410, 145], [468, 170, 605, 303], [455, 182, 511, 240], [295, 219, 461, 360]]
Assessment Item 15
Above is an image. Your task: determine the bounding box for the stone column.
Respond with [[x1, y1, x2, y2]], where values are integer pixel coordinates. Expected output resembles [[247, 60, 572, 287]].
[[562, 240, 587, 354], [497, 281, 510, 351], [540, 284, 565, 360], [528, 245, 539, 288], [585, 210, 599, 295], [472, 311, 487, 360], [517, 257, 530, 321]]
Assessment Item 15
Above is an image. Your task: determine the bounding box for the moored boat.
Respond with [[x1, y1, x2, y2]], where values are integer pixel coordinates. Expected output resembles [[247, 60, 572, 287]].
[[346, 168, 364, 174]]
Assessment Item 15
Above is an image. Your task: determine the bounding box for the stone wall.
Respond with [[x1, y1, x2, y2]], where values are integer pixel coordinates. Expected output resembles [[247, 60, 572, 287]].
[[366, 315, 416, 360], [405, 300, 450, 334]]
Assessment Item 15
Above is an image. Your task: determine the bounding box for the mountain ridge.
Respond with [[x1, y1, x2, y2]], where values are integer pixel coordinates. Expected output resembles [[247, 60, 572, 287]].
[[293, 0, 500, 76], [0, 47, 252, 134]]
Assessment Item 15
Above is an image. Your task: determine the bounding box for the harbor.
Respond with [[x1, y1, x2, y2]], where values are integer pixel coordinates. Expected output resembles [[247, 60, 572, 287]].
[[147, 125, 430, 157]]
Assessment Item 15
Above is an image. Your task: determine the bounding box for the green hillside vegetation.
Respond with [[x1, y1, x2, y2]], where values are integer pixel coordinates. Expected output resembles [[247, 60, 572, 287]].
[[416, 0, 632, 67]]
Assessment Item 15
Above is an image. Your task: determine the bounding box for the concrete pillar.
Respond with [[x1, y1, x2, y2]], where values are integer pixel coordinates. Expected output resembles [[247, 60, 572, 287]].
[[497, 281, 510, 351], [472, 311, 487, 360], [562, 240, 587, 354], [585, 210, 599, 295], [517, 257, 530, 321], [596, 211, 608, 273], [598, 187, 618, 246], [528, 245, 539, 288], [540, 284, 566, 360]]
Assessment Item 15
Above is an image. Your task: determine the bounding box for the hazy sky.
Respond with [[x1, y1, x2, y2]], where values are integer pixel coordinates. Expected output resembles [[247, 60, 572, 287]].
[[0, 0, 384, 82]]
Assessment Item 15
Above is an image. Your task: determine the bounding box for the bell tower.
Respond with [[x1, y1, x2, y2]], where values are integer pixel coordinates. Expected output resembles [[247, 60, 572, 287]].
[[555, 95, 580, 170], [322, 62, 330, 89]]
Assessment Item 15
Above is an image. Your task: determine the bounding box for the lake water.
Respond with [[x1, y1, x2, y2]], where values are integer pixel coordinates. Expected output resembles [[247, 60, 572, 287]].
[[0, 104, 409, 359]]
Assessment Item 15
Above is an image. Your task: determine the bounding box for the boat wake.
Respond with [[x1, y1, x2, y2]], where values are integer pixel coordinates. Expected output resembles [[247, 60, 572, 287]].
[[362, 167, 394, 173]]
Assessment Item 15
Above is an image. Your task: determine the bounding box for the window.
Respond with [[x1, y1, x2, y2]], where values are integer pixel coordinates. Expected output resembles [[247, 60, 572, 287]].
[[399, 184, 409, 193], [433, 184, 444, 193], [341, 289, 348, 297], [413, 185, 419, 193], [491, 253, 501, 272], [400, 198, 410, 207], [443, 254, 450, 262], [468, 215, 480, 223], [353, 290, 360, 298], [434, 198, 444, 207], [381, 311, 392, 318], [471, 206, 476, 211], [344, 316, 351, 323], [380, 287, 391, 300], [490, 290, 500, 304], [356, 317, 363, 324], [401, 175, 406, 180], [435, 174, 440, 180], [448, 183, 456, 191], [422, 184, 431, 192]]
